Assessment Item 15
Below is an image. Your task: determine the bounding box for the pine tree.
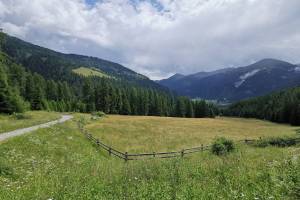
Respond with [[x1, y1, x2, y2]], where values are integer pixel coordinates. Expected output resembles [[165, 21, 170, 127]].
[[186, 100, 194, 118], [121, 93, 131, 115], [175, 97, 186, 117], [0, 64, 26, 113], [47, 80, 58, 101], [82, 79, 95, 112]]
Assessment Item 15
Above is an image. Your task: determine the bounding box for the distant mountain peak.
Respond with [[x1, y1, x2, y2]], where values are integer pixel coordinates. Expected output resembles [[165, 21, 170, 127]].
[[171, 73, 185, 78], [253, 58, 293, 67], [161, 73, 185, 81], [258, 58, 282, 63], [158, 58, 300, 102]]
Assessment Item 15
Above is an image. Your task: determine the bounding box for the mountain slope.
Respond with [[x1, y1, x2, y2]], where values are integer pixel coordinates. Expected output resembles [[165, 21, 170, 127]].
[[226, 86, 300, 126], [0, 33, 161, 89], [158, 59, 300, 102], [0, 32, 216, 118]]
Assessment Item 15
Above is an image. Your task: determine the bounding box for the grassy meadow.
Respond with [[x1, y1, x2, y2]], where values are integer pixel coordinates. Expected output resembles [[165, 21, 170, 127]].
[[0, 113, 299, 199], [86, 115, 298, 153], [72, 67, 110, 78], [0, 111, 61, 134]]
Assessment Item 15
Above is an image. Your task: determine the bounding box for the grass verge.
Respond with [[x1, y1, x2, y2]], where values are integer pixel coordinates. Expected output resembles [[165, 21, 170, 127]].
[[0, 111, 61, 134]]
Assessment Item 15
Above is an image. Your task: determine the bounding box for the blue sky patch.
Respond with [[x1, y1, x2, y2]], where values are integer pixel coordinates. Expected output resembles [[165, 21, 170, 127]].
[[85, 0, 163, 11]]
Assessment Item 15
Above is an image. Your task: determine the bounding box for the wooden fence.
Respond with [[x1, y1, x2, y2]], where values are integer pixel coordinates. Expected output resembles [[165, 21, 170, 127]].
[[77, 122, 299, 161]]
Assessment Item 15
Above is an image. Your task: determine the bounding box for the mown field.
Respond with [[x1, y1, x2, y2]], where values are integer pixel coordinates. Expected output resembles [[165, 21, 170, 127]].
[[0, 111, 61, 133], [86, 115, 298, 153], [0, 113, 299, 199]]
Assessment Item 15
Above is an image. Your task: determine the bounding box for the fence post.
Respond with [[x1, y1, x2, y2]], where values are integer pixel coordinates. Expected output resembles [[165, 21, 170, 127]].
[[201, 144, 204, 151], [96, 139, 100, 146], [109, 147, 112, 156], [125, 152, 128, 162], [181, 149, 184, 158], [153, 152, 156, 158]]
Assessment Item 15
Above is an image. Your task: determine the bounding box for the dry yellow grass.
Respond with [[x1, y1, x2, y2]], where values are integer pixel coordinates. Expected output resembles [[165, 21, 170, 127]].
[[85, 115, 299, 153]]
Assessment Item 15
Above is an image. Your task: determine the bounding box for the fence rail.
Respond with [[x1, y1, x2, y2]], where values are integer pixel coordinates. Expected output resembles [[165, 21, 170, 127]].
[[78, 122, 300, 161]]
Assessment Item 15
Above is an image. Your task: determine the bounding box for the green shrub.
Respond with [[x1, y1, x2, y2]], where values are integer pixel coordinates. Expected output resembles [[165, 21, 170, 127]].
[[78, 116, 87, 128], [91, 111, 106, 119], [12, 112, 31, 120], [211, 137, 235, 155], [255, 136, 299, 147]]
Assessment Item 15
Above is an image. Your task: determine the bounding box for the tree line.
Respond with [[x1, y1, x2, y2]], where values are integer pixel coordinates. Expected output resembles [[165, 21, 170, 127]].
[[0, 50, 217, 118], [225, 87, 300, 126]]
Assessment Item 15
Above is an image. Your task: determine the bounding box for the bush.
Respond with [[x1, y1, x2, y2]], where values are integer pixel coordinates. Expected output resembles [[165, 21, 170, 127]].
[[91, 111, 106, 119], [12, 112, 31, 120], [211, 137, 235, 156], [255, 136, 299, 147]]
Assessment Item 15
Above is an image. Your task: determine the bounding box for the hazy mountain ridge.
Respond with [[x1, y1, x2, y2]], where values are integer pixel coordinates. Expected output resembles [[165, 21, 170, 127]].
[[158, 59, 300, 102]]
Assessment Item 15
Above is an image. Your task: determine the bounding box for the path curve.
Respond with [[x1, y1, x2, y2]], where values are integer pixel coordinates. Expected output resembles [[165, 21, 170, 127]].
[[0, 115, 73, 142]]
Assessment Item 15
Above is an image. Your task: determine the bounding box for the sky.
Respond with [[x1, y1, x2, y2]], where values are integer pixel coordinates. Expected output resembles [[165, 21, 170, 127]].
[[0, 0, 300, 80]]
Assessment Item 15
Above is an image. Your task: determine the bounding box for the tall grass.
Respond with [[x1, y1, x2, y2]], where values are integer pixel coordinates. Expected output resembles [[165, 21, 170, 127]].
[[0, 114, 299, 199], [86, 115, 298, 153], [0, 111, 61, 134]]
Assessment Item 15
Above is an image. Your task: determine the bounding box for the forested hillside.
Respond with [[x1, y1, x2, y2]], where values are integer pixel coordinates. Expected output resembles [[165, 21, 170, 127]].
[[0, 33, 216, 118], [0, 33, 161, 89], [226, 87, 300, 126]]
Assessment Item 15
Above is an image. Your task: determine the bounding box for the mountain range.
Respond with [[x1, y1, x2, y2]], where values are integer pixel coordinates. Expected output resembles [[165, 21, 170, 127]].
[[2, 32, 300, 104], [158, 59, 300, 102]]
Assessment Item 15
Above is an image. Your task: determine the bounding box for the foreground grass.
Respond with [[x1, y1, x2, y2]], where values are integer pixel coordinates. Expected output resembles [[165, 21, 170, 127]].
[[86, 115, 299, 153], [0, 114, 299, 199], [0, 111, 61, 133]]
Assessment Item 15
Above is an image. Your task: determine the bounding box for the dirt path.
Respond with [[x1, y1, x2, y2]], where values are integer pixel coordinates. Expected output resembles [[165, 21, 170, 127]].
[[0, 115, 73, 142]]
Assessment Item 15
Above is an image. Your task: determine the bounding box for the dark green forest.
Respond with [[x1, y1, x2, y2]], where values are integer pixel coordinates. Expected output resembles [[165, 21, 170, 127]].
[[0, 33, 216, 118], [226, 87, 300, 126]]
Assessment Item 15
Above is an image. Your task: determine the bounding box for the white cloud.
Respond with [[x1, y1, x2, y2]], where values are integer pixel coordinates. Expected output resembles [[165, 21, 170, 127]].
[[1, 0, 300, 79]]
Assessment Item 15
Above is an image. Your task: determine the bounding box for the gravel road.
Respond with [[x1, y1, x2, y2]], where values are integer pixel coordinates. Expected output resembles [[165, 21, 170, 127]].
[[0, 115, 73, 142]]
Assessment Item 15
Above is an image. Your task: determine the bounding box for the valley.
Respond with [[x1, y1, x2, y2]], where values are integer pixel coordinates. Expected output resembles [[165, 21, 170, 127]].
[[0, 112, 299, 199], [0, 18, 300, 200]]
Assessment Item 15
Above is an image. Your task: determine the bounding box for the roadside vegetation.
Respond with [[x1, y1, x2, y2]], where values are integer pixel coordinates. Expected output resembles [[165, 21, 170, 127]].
[[0, 114, 299, 199], [0, 111, 60, 134]]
